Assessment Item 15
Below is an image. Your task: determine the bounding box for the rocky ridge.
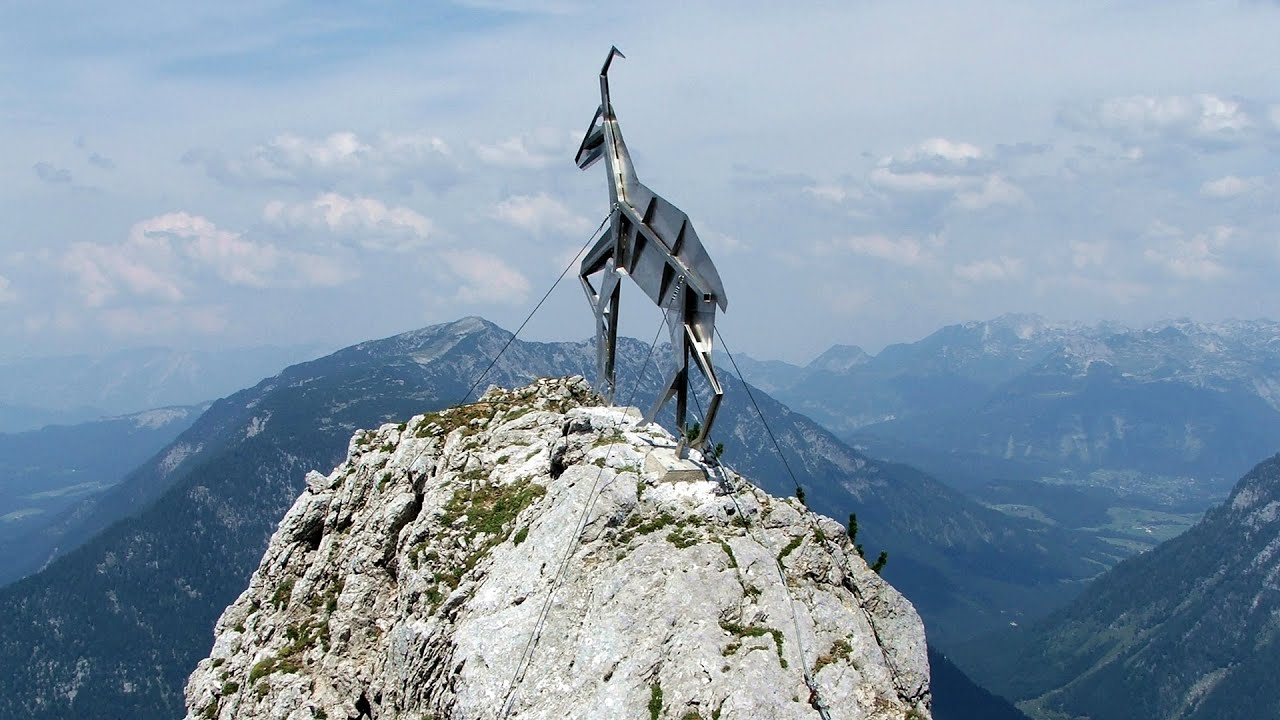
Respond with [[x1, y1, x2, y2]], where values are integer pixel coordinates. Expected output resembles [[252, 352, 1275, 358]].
[[184, 376, 931, 720]]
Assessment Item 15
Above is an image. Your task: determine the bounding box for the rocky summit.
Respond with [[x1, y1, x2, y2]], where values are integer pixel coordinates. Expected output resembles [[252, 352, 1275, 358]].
[[184, 376, 930, 720]]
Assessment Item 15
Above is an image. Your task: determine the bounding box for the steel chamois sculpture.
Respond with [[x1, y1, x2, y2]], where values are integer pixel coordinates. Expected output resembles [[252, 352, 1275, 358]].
[[575, 47, 728, 452]]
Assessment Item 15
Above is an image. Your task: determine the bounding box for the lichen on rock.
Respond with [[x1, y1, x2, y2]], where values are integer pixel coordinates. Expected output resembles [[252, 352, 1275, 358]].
[[184, 376, 931, 720]]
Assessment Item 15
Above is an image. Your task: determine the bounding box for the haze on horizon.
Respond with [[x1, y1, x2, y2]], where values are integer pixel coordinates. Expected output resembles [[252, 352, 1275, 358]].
[[3, 1, 1279, 364]]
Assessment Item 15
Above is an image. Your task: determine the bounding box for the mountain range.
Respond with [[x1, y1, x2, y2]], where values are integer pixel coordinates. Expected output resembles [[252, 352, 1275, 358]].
[[0, 317, 1066, 719], [0, 405, 202, 584], [0, 344, 326, 432], [740, 315, 1280, 552], [956, 453, 1280, 720]]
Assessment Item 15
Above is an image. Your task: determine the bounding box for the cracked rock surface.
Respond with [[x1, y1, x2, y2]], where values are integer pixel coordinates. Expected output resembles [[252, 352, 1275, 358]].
[[184, 376, 931, 720]]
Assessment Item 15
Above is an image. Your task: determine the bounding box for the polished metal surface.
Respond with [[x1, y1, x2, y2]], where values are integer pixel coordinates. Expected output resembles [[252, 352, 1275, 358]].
[[576, 47, 727, 451]]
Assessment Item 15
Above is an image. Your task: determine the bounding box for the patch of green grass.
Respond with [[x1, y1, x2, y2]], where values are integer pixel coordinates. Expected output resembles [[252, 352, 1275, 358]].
[[221, 681, 239, 695], [718, 540, 738, 569], [813, 638, 852, 673], [592, 429, 626, 448], [720, 619, 786, 668], [617, 511, 678, 544], [648, 682, 663, 720], [502, 405, 533, 423], [425, 479, 547, 606], [666, 526, 700, 549], [270, 578, 295, 611], [444, 479, 546, 540], [777, 535, 804, 561], [513, 526, 529, 545]]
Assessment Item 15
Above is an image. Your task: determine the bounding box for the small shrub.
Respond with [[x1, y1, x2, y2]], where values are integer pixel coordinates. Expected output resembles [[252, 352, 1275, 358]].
[[871, 551, 889, 574], [684, 422, 702, 442], [513, 526, 529, 545]]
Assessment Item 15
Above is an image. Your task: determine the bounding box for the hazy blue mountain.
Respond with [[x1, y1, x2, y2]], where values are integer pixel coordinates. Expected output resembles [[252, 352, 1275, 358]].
[[0, 406, 203, 585], [0, 317, 1108, 719], [740, 315, 1280, 551], [0, 344, 327, 431], [956, 453, 1280, 720], [929, 647, 1031, 720], [0, 402, 104, 434]]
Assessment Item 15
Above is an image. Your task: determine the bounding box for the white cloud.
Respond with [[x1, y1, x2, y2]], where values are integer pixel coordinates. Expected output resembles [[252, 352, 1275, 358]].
[[1037, 274, 1150, 304], [911, 138, 984, 163], [804, 184, 860, 203], [954, 256, 1024, 283], [493, 193, 590, 235], [62, 211, 347, 307], [1199, 175, 1261, 198], [140, 213, 281, 288], [0, 274, 15, 304], [1070, 240, 1107, 269], [442, 250, 531, 305], [98, 305, 228, 336], [830, 234, 930, 266], [475, 128, 573, 169], [64, 224, 184, 306], [700, 228, 747, 255], [187, 131, 458, 192], [1143, 225, 1233, 280], [1065, 94, 1259, 147], [869, 167, 974, 192], [263, 193, 432, 252], [869, 138, 1007, 203], [953, 175, 1026, 210]]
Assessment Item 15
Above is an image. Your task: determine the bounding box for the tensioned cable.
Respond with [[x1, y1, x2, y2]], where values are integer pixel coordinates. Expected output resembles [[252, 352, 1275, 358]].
[[713, 326, 806, 498], [688, 344, 834, 720], [497, 313, 667, 719], [456, 209, 614, 407]]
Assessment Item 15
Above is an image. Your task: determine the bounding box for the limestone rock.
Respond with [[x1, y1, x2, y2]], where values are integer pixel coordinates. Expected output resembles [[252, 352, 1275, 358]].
[[184, 376, 931, 720]]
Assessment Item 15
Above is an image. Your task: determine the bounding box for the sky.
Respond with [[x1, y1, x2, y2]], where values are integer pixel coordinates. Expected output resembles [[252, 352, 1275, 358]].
[[3, 0, 1279, 364]]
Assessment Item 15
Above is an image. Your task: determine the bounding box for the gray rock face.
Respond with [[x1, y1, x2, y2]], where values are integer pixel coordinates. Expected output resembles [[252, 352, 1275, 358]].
[[184, 377, 931, 720]]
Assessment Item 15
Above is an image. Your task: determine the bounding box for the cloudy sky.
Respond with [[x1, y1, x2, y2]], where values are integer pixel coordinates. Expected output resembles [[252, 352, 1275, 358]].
[[3, 1, 1279, 363]]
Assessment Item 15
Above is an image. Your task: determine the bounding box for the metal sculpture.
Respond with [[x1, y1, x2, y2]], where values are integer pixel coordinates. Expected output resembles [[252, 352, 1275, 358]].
[[575, 47, 728, 452]]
